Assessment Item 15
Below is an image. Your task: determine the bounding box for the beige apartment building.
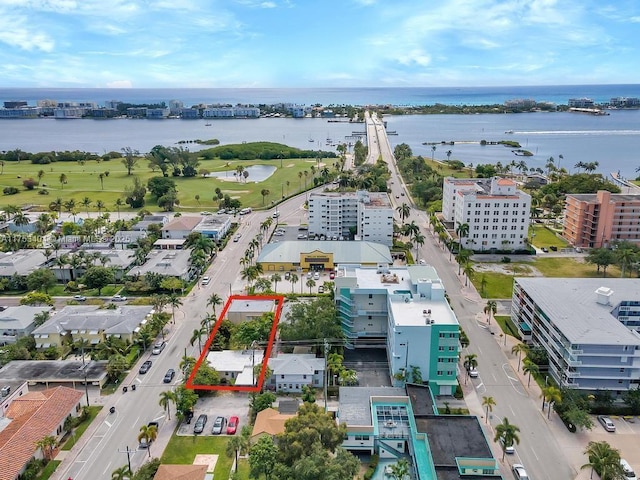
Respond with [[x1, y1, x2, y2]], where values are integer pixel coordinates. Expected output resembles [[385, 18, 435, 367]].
[[563, 190, 640, 248]]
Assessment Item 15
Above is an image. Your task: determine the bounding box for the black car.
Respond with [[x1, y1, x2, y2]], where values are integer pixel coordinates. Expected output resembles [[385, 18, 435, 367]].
[[163, 369, 175, 383], [194, 414, 208, 434], [211, 416, 226, 435], [139, 360, 152, 374]]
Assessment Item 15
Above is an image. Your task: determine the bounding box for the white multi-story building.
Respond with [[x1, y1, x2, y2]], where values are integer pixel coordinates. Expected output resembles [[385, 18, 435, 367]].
[[512, 278, 640, 394], [442, 176, 531, 251], [308, 191, 393, 246]]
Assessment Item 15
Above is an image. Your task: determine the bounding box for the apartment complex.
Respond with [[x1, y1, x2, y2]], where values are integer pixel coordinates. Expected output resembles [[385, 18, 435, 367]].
[[334, 265, 459, 395], [563, 190, 640, 248], [512, 278, 640, 393], [442, 177, 531, 251], [308, 190, 393, 246]]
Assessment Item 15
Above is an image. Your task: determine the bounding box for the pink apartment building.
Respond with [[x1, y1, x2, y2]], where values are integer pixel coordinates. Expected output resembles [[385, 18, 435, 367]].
[[563, 190, 640, 248]]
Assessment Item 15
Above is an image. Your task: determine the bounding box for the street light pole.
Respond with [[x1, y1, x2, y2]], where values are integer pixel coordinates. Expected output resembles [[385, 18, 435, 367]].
[[118, 446, 135, 474]]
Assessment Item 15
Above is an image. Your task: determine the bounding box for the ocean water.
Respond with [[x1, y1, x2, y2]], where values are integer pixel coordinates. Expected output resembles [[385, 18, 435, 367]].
[[0, 85, 639, 179], [2, 84, 640, 107]]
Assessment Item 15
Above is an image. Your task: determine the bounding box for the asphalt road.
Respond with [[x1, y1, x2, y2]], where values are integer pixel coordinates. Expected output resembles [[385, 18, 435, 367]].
[[368, 113, 575, 479]]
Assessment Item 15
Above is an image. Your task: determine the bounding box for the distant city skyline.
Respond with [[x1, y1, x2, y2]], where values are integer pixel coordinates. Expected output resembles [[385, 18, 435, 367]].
[[1, 1, 639, 89]]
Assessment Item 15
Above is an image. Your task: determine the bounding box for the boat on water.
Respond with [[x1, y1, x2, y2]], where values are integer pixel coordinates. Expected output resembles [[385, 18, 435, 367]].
[[205, 123, 212, 126], [505, 130, 514, 134]]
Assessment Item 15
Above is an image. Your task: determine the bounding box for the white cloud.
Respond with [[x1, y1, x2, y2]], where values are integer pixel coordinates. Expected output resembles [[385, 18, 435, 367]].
[[106, 80, 133, 88], [0, 15, 55, 51]]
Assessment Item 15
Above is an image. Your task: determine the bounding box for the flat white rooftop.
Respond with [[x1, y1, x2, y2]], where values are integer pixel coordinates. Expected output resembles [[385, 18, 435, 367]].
[[340, 266, 413, 293], [389, 296, 457, 327]]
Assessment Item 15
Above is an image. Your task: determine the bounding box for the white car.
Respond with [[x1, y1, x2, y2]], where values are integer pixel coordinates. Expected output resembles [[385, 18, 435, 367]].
[[112, 294, 127, 302], [152, 341, 166, 355], [469, 368, 478, 378], [201, 276, 210, 286], [313, 272, 320, 280], [512, 464, 529, 480]]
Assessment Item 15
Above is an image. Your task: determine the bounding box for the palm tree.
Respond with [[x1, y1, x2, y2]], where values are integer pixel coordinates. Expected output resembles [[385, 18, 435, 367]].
[[81, 197, 92, 217], [270, 273, 282, 293], [482, 396, 496, 424], [168, 293, 183, 324], [289, 273, 299, 293], [456, 249, 471, 275], [111, 465, 131, 480], [511, 343, 529, 371], [190, 327, 207, 352], [306, 278, 316, 294], [114, 198, 124, 219], [581, 441, 625, 480], [388, 458, 410, 480], [59, 173, 67, 189], [494, 417, 520, 461], [207, 293, 223, 315], [463, 353, 478, 384], [35, 435, 57, 460], [455, 222, 470, 250], [138, 423, 158, 457], [522, 359, 539, 387], [462, 261, 474, 286], [260, 188, 270, 205], [541, 385, 562, 418], [484, 300, 497, 324], [159, 390, 177, 420], [96, 200, 105, 215], [396, 203, 411, 226]]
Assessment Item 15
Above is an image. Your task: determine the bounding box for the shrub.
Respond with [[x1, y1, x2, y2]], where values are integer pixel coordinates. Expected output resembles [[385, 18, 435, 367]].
[[38, 188, 50, 195], [3, 186, 19, 195], [22, 178, 37, 190], [454, 384, 464, 399], [363, 454, 380, 480]]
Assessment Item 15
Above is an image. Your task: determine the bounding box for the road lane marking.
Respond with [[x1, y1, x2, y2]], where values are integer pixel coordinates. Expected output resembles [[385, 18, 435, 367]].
[[530, 446, 540, 461], [104, 421, 112, 427]]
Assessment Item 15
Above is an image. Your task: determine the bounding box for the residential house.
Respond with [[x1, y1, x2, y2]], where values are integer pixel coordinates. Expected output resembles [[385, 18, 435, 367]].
[[0, 360, 109, 389], [113, 230, 148, 250], [127, 249, 195, 281], [226, 299, 276, 324], [442, 176, 531, 251], [153, 239, 186, 250], [0, 381, 29, 419], [251, 407, 296, 443], [0, 250, 48, 279], [0, 386, 83, 480], [162, 216, 202, 240], [31, 305, 153, 348], [0, 306, 53, 344], [512, 278, 640, 394], [131, 215, 168, 232], [267, 353, 325, 392], [206, 350, 265, 386]]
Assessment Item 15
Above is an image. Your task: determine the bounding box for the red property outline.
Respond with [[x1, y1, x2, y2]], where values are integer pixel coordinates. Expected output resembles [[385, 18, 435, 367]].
[[185, 294, 284, 392]]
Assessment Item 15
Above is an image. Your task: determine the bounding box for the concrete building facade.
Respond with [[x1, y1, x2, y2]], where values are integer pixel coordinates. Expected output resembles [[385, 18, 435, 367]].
[[512, 277, 640, 394], [308, 191, 394, 246], [442, 176, 531, 251], [563, 190, 640, 248]]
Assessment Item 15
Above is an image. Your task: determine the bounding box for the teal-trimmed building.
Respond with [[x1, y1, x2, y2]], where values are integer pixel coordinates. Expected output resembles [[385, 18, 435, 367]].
[[334, 265, 460, 395]]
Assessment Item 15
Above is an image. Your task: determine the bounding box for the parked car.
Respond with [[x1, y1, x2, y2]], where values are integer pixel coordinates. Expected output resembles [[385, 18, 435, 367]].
[[139, 421, 159, 449], [284, 272, 291, 280], [200, 211, 212, 216], [329, 272, 335, 280], [512, 464, 529, 480], [139, 360, 152, 374], [313, 272, 320, 280], [550, 245, 558, 251], [469, 368, 479, 378], [201, 276, 210, 286], [233, 234, 241, 242], [272, 212, 280, 218], [163, 368, 175, 383], [541, 247, 549, 253], [598, 415, 616, 432], [500, 436, 515, 454], [318, 286, 324, 294], [194, 414, 208, 434], [152, 341, 166, 355], [211, 416, 226, 435], [297, 233, 308, 239], [73, 295, 86, 302], [620, 459, 637, 480], [112, 294, 127, 302], [227, 416, 239, 435]]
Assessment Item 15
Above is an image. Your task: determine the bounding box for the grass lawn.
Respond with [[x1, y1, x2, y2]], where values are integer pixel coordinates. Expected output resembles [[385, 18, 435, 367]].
[[529, 224, 568, 248], [472, 272, 515, 299], [0, 155, 332, 211], [36, 460, 60, 480], [234, 459, 250, 480], [534, 257, 621, 278], [62, 406, 102, 450], [161, 435, 232, 478], [47, 284, 123, 297], [494, 315, 521, 340]]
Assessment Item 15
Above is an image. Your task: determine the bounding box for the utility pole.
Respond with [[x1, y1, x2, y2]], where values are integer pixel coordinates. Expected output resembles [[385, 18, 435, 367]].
[[324, 339, 329, 412], [117, 445, 135, 474]]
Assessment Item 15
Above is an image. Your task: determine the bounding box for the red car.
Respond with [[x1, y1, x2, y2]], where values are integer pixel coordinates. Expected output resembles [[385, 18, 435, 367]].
[[329, 272, 335, 280], [227, 416, 239, 435]]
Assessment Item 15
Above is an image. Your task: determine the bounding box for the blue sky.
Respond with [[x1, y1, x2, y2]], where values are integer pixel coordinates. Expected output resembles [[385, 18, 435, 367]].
[[1, 0, 639, 88]]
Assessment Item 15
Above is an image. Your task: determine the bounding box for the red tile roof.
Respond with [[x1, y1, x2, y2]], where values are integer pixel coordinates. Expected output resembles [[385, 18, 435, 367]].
[[0, 386, 83, 480]]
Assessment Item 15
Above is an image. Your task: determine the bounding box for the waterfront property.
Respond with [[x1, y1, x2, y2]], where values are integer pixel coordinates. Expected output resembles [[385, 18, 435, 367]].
[[442, 176, 531, 251], [334, 265, 460, 395], [512, 277, 640, 393], [308, 190, 394, 246], [563, 190, 640, 248]]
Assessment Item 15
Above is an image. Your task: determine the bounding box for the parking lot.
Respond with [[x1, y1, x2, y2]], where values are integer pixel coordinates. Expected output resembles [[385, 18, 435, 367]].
[[177, 391, 251, 437]]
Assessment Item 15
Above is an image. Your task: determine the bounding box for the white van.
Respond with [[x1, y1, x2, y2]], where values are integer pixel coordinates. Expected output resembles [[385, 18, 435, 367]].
[[239, 207, 252, 215], [621, 459, 637, 480]]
